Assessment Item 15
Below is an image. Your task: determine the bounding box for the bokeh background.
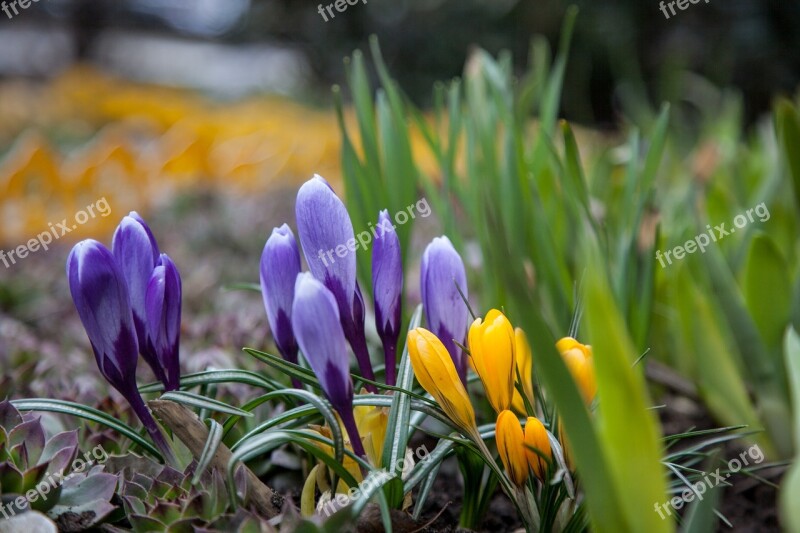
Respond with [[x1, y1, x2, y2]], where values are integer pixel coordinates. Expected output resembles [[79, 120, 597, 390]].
[[1, 1, 799, 529]]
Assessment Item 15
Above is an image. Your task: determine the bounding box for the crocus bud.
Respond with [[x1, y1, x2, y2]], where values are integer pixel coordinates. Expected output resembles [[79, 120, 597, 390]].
[[511, 328, 535, 414], [67, 240, 175, 463], [468, 309, 516, 413], [145, 254, 182, 392], [295, 175, 376, 390], [68, 240, 139, 395], [420, 236, 469, 383], [407, 328, 477, 438], [371, 210, 402, 386], [495, 410, 528, 487], [292, 273, 366, 457], [523, 417, 551, 480], [556, 337, 597, 404], [112, 212, 165, 385], [260, 224, 301, 383]]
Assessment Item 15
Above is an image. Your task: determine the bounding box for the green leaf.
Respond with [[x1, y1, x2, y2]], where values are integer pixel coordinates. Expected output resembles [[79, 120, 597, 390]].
[[139, 370, 276, 394], [233, 390, 345, 473], [679, 453, 724, 533], [673, 269, 764, 452], [160, 391, 254, 418], [380, 305, 423, 507], [583, 246, 672, 533], [192, 419, 223, 485], [780, 327, 800, 532], [742, 233, 792, 352], [774, 99, 800, 211], [11, 399, 160, 458]]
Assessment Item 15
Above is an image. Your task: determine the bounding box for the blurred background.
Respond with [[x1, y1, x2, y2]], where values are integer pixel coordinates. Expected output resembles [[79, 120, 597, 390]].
[[1, 0, 798, 240], [1, 0, 799, 119]]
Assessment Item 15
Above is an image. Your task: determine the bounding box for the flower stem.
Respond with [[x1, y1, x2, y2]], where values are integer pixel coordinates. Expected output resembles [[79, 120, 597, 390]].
[[349, 327, 378, 393], [339, 407, 367, 459], [383, 340, 397, 386], [128, 392, 177, 465]]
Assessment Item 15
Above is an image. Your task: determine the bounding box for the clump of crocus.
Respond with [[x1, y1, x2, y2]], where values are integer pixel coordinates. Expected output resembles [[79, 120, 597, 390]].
[[112, 212, 181, 391], [67, 239, 175, 463], [295, 176, 376, 391], [409, 307, 562, 532], [469, 309, 516, 414], [260, 224, 302, 387], [556, 337, 597, 404], [291, 273, 366, 459], [371, 210, 403, 385], [420, 236, 470, 383], [261, 175, 410, 391]]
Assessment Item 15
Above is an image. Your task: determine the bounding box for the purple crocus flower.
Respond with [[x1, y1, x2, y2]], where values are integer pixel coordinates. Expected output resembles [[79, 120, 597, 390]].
[[420, 236, 470, 383], [112, 212, 167, 386], [292, 273, 366, 457], [67, 240, 175, 463], [295, 175, 377, 391], [145, 254, 182, 392], [372, 210, 402, 385], [260, 224, 302, 387]]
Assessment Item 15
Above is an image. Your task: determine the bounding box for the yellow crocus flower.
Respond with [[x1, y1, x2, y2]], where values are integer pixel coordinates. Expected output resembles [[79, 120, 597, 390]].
[[408, 328, 478, 437], [354, 403, 389, 467], [556, 337, 597, 404], [511, 328, 535, 414], [468, 309, 516, 413], [495, 410, 529, 487], [523, 417, 551, 480]]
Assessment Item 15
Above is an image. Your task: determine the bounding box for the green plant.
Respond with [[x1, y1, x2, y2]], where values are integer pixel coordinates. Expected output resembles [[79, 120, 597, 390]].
[[0, 400, 118, 530]]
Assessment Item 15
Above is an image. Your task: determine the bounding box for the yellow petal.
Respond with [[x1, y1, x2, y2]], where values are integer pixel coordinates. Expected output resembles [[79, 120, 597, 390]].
[[408, 328, 477, 436], [523, 417, 551, 480], [495, 410, 529, 487], [556, 337, 596, 404], [301, 464, 322, 516], [468, 309, 516, 413], [556, 337, 592, 360]]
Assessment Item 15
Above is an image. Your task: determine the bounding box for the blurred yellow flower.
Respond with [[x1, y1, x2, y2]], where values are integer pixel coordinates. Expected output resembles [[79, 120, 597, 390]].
[[556, 337, 597, 404], [468, 309, 516, 413], [495, 410, 528, 487], [408, 327, 478, 437], [523, 417, 551, 480], [511, 328, 535, 415]]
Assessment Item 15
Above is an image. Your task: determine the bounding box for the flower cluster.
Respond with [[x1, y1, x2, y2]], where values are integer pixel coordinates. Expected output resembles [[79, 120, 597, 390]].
[[67, 213, 181, 462], [407, 305, 598, 519], [259, 175, 470, 461]]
